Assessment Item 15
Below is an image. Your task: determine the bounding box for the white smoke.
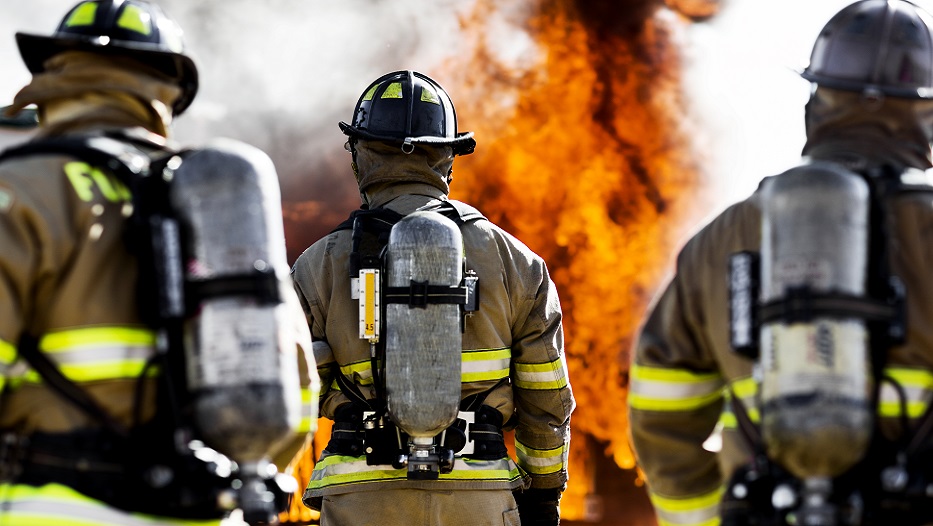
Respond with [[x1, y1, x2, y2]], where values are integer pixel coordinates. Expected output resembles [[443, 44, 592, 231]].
[[683, 0, 933, 210], [0, 0, 477, 219]]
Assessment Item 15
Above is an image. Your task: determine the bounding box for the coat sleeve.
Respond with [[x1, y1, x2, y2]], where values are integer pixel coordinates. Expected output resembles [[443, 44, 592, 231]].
[[505, 236, 575, 491], [629, 247, 727, 526]]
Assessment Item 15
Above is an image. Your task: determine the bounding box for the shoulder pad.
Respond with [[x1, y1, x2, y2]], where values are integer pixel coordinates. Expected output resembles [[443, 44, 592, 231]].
[[0, 133, 154, 181], [445, 200, 486, 224]]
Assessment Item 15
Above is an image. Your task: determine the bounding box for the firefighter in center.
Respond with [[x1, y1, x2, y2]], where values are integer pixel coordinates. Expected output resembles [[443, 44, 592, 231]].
[[291, 70, 575, 526], [630, 1, 933, 525]]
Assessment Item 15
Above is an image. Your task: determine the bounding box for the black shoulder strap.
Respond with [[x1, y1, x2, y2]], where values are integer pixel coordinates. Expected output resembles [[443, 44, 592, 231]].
[[17, 334, 128, 438]]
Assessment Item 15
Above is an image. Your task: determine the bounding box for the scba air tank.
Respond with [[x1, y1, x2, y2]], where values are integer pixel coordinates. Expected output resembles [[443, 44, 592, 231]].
[[759, 162, 874, 480], [385, 211, 463, 439], [169, 139, 304, 496]]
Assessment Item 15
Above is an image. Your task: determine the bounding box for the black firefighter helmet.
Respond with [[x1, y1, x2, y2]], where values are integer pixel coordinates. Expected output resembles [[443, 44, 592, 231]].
[[15, 0, 199, 115], [339, 70, 476, 156], [801, 0, 933, 99]]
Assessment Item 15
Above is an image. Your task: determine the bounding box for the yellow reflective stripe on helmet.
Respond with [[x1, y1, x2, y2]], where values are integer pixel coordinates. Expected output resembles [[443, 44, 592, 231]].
[[879, 367, 933, 419], [299, 386, 318, 433], [116, 3, 153, 36], [362, 85, 379, 101], [629, 364, 724, 412], [63, 2, 98, 28], [462, 347, 510, 382], [421, 87, 441, 105], [339, 360, 374, 385], [0, 482, 219, 526], [649, 487, 724, 526], [513, 359, 568, 390], [307, 454, 521, 490], [381, 82, 404, 99], [515, 440, 567, 475]]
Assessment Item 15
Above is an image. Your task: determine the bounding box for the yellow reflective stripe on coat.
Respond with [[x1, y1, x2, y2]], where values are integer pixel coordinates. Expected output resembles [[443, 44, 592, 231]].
[[720, 376, 760, 429], [879, 367, 933, 419], [513, 358, 568, 390], [629, 364, 724, 412], [339, 360, 374, 385], [515, 440, 567, 475], [299, 386, 318, 433], [20, 327, 156, 383], [0, 338, 16, 393], [306, 453, 522, 491], [649, 487, 724, 526], [0, 482, 220, 526], [462, 347, 510, 382]]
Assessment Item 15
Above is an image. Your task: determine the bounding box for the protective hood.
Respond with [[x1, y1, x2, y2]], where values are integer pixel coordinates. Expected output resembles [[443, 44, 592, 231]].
[[803, 87, 933, 170], [7, 51, 180, 137], [354, 140, 455, 198]]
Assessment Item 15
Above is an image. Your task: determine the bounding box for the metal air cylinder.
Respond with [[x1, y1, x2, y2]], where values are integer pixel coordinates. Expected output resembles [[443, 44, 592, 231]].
[[759, 163, 874, 479], [384, 211, 463, 438], [170, 138, 302, 466]]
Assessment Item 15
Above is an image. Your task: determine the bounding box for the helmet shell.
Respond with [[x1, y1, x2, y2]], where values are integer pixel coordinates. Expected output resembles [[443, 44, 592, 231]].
[[339, 70, 476, 156], [802, 0, 933, 99], [15, 0, 198, 115]]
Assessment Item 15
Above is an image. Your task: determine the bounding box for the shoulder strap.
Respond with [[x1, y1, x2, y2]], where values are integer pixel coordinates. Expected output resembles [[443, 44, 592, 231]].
[[17, 334, 128, 438]]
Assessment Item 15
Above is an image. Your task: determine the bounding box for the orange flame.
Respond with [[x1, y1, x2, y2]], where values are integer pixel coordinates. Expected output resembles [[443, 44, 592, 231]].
[[442, 0, 718, 520], [281, 0, 720, 523]]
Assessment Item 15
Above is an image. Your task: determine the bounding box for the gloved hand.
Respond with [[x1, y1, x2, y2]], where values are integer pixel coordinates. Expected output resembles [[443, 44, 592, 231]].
[[513, 487, 562, 526]]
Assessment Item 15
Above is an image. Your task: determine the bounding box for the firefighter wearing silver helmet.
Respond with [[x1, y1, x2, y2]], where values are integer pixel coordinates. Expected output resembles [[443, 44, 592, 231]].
[[630, 1, 933, 525], [0, 1, 318, 525], [291, 70, 575, 526]]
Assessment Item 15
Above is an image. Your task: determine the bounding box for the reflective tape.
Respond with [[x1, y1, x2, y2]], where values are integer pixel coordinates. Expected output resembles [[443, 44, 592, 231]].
[[381, 82, 403, 99], [307, 453, 521, 491], [14, 327, 157, 384], [0, 338, 16, 365], [629, 364, 724, 412], [339, 360, 374, 385], [299, 386, 318, 433], [63, 2, 98, 27], [0, 482, 220, 526], [514, 440, 567, 475], [462, 347, 510, 382], [719, 376, 761, 428], [513, 359, 568, 390], [116, 4, 153, 36], [879, 367, 933, 419], [649, 487, 724, 526]]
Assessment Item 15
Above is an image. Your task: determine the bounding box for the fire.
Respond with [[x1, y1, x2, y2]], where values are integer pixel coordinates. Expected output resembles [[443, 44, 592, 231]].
[[280, 0, 720, 523]]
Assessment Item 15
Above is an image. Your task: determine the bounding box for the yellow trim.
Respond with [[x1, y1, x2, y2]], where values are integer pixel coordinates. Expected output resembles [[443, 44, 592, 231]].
[[462, 348, 510, 361], [0, 338, 16, 364], [362, 85, 379, 101], [629, 390, 723, 412], [885, 367, 933, 388], [420, 87, 440, 105], [381, 82, 403, 99], [730, 376, 757, 399], [116, 4, 153, 36], [41, 327, 156, 351], [649, 486, 724, 513], [879, 400, 928, 419], [63, 3, 98, 27], [631, 363, 721, 384]]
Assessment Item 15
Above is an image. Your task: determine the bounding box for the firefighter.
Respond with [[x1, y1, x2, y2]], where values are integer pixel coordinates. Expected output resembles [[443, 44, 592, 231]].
[[291, 70, 575, 526], [629, 1, 933, 524], [0, 1, 317, 525]]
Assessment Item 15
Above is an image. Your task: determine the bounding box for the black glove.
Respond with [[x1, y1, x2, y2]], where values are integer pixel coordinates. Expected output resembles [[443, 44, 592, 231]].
[[513, 487, 562, 526]]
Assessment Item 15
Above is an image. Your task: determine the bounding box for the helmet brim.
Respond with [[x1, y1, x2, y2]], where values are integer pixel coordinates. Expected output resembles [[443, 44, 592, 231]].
[[800, 68, 933, 99], [339, 121, 476, 156], [15, 32, 199, 115]]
